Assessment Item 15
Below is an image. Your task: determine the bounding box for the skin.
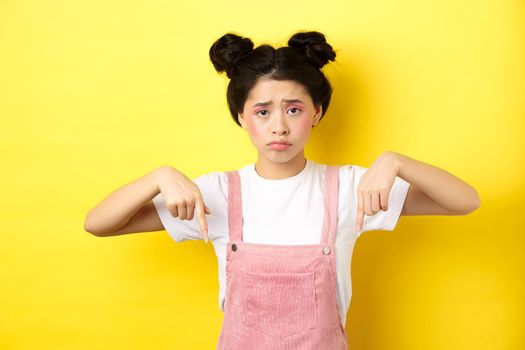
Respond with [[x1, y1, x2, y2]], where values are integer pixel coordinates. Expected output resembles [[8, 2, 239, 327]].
[[238, 78, 322, 180]]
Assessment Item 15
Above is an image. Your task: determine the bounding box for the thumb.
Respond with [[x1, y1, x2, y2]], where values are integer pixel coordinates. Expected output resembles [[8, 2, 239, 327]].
[[204, 205, 212, 214]]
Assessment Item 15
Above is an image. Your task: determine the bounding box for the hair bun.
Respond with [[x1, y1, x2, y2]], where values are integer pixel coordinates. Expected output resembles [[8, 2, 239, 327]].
[[209, 33, 254, 79], [287, 31, 336, 69]]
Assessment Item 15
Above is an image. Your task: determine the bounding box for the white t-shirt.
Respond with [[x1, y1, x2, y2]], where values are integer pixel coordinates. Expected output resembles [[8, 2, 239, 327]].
[[152, 159, 410, 326]]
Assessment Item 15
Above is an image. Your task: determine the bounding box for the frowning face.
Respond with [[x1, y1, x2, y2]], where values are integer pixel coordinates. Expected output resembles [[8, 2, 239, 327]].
[[238, 78, 322, 165]]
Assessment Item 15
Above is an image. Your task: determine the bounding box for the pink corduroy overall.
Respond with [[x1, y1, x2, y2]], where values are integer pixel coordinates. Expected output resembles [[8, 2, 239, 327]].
[[216, 165, 348, 350]]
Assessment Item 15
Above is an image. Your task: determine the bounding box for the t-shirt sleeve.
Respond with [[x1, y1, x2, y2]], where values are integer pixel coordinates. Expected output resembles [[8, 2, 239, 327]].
[[350, 165, 411, 234], [151, 171, 225, 243]]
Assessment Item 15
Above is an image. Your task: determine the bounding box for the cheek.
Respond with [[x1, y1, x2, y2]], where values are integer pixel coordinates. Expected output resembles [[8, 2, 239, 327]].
[[294, 118, 313, 138], [246, 119, 263, 140]]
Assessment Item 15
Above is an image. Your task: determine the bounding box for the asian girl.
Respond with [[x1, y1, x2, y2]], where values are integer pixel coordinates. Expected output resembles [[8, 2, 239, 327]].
[[84, 30, 480, 349]]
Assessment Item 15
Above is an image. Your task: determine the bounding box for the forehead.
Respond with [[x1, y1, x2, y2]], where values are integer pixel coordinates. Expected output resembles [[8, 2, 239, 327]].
[[246, 79, 311, 102]]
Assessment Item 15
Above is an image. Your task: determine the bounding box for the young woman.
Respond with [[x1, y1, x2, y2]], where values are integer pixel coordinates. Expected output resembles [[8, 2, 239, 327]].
[[84, 31, 480, 349]]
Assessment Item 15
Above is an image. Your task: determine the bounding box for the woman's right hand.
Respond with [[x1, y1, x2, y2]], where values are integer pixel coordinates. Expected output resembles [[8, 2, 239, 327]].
[[155, 166, 212, 243]]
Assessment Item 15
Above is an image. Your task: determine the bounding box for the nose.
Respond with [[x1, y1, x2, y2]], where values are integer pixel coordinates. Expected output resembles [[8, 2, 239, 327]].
[[271, 113, 289, 136]]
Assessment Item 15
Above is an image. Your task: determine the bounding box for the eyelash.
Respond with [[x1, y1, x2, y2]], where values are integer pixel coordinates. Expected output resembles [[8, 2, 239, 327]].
[[256, 107, 301, 117]]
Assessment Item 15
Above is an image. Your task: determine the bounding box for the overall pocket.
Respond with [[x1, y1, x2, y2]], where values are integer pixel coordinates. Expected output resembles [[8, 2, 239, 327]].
[[242, 270, 317, 338]]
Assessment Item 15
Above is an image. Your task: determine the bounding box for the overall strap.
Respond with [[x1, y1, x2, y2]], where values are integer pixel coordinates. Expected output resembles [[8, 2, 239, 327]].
[[226, 170, 243, 242], [320, 165, 341, 246], [226, 165, 340, 245]]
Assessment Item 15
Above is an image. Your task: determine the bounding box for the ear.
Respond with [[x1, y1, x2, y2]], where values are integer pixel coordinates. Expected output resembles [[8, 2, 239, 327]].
[[312, 105, 323, 127], [238, 112, 247, 129]]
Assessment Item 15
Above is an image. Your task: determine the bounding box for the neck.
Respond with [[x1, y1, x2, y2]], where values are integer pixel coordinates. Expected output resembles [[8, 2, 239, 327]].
[[254, 151, 307, 180]]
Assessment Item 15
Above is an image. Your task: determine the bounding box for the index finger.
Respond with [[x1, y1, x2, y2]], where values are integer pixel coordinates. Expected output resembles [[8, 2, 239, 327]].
[[356, 191, 364, 232], [195, 199, 209, 243]]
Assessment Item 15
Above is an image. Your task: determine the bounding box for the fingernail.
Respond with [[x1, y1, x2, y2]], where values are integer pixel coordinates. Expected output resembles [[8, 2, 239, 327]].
[[205, 238, 208, 244]]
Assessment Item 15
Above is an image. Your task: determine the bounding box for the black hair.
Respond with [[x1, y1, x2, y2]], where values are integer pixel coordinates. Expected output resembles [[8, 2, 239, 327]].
[[209, 30, 337, 127]]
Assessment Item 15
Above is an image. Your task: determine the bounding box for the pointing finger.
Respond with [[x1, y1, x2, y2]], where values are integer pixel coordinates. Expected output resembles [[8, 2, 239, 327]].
[[356, 191, 364, 232], [195, 200, 209, 243]]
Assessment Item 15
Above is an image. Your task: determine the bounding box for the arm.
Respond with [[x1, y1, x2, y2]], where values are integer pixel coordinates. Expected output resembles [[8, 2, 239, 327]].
[[388, 152, 481, 216], [84, 167, 166, 236]]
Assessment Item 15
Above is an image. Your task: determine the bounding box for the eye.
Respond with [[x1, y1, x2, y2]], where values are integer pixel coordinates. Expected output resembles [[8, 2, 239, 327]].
[[255, 107, 302, 117], [256, 110, 269, 117]]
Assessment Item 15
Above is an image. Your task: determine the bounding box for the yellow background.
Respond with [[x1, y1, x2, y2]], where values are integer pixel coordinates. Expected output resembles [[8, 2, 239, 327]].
[[1, 0, 524, 349]]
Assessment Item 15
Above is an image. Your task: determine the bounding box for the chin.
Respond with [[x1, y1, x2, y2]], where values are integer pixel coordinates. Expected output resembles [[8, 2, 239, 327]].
[[263, 151, 300, 164]]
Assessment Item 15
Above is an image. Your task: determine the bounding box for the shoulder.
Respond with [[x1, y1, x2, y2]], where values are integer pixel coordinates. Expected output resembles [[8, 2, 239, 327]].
[[309, 161, 365, 180], [299, 160, 365, 187], [308, 160, 363, 172], [333, 163, 369, 181], [194, 170, 227, 187], [192, 171, 229, 200], [194, 165, 253, 199]]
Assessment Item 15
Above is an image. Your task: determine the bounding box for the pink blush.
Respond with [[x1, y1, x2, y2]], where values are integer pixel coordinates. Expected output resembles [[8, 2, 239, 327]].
[[247, 120, 261, 136], [294, 116, 312, 137]]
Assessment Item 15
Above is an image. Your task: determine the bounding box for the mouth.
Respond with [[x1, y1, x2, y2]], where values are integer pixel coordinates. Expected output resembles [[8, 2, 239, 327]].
[[267, 140, 291, 145], [267, 142, 291, 151]]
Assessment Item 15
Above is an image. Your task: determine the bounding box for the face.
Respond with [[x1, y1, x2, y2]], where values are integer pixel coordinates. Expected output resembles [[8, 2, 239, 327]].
[[238, 79, 322, 164]]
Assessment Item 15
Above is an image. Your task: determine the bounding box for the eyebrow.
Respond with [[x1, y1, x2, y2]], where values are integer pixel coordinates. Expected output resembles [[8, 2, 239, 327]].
[[253, 99, 304, 107]]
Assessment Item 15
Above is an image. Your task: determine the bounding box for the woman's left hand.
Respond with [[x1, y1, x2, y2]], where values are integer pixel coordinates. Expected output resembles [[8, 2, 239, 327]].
[[355, 151, 401, 232]]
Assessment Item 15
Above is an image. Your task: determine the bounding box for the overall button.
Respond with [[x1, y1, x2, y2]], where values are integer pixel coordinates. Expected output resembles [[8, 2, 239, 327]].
[[232, 244, 238, 252], [322, 246, 331, 255]]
